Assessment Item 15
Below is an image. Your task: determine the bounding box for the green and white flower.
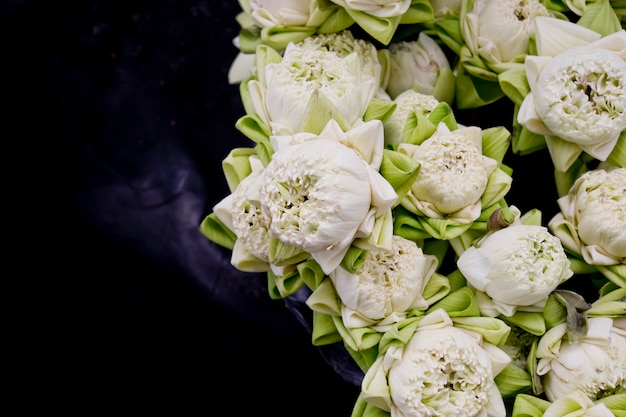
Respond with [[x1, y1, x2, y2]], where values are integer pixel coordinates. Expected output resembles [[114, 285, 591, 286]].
[[383, 90, 441, 145], [213, 155, 273, 272], [457, 224, 574, 317], [430, 0, 462, 18], [517, 17, 626, 171], [329, 235, 440, 331], [361, 308, 511, 417], [331, 0, 411, 18], [252, 119, 397, 275], [549, 163, 626, 266], [385, 32, 454, 103], [536, 317, 626, 402], [398, 123, 500, 223], [247, 31, 383, 136], [248, 0, 311, 28], [463, 0, 554, 72]]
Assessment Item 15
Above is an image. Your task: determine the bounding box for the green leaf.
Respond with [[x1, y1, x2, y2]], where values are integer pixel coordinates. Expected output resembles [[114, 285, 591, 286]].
[[221, 147, 256, 192], [606, 129, 626, 168], [364, 98, 397, 123], [399, 0, 434, 24], [260, 25, 316, 51], [511, 393, 550, 417], [311, 311, 342, 346], [379, 149, 420, 202], [498, 65, 530, 106], [301, 89, 350, 134], [494, 362, 533, 398], [199, 213, 236, 250], [502, 311, 546, 336], [577, 0, 622, 36], [340, 245, 368, 274]]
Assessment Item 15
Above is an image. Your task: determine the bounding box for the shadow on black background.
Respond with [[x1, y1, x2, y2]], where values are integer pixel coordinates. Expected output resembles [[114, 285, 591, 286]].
[[9, 1, 360, 413]]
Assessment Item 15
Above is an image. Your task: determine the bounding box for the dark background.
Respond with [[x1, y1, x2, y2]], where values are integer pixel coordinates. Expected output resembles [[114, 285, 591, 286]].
[[10, 0, 361, 413], [8, 0, 577, 413]]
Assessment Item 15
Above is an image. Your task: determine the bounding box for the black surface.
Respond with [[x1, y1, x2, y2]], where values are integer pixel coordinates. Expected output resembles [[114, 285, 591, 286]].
[[10, 1, 360, 413]]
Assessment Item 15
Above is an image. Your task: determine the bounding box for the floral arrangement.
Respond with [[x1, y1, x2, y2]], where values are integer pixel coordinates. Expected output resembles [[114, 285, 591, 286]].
[[201, 1, 626, 416]]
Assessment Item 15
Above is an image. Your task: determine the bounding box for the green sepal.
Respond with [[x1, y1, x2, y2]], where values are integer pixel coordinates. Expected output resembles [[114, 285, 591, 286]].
[[422, 238, 451, 271], [446, 269, 469, 293], [421, 272, 451, 307], [427, 286, 481, 317], [379, 149, 420, 203], [260, 25, 316, 52], [403, 109, 438, 145], [340, 245, 368, 274], [254, 139, 274, 167], [297, 259, 326, 290], [511, 393, 550, 417], [501, 311, 546, 336], [199, 213, 236, 250], [432, 66, 456, 105], [268, 267, 305, 299], [221, 147, 256, 192], [333, 316, 384, 352], [238, 27, 262, 54], [268, 237, 310, 266], [494, 362, 533, 398], [553, 157, 587, 197], [597, 393, 626, 417], [315, 2, 354, 34], [596, 264, 626, 288], [392, 206, 435, 241], [452, 316, 511, 347], [588, 287, 626, 317], [311, 310, 342, 346], [392, 204, 473, 240], [399, 0, 434, 24], [543, 291, 568, 329], [344, 10, 401, 46], [498, 64, 530, 106], [577, 0, 622, 36], [254, 44, 284, 86], [344, 343, 381, 375], [350, 394, 390, 417], [428, 101, 458, 130], [606, 129, 626, 168], [235, 114, 272, 144], [302, 89, 351, 134], [306, 278, 342, 315], [512, 123, 547, 155], [459, 46, 498, 82], [364, 97, 397, 123], [455, 64, 505, 109], [376, 316, 422, 355], [433, 16, 463, 55], [481, 126, 512, 163]]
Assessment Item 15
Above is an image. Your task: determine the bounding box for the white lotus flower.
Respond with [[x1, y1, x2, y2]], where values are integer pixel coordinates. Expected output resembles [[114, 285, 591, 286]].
[[330, 235, 439, 331], [213, 155, 272, 272], [386, 32, 452, 99], [248, 32, 382, 135], [362, 309, 511, 417], [398, 123, 499, 223], [249, 0, 310, 28], [517, 18, 626, 171], [463, 0, 553, 69], [457, 224, 574, 317], [253, 120, 397, 275], [549, 163, 626, 265], [383, 90, 440, 145], [536, 317, 626, 402], [330, 0, 411, 18]]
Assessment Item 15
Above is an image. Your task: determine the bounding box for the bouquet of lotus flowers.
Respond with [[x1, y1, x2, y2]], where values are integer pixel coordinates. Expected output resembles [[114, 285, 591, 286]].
[[200, 1, 626, 416]]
